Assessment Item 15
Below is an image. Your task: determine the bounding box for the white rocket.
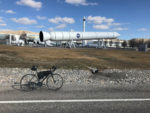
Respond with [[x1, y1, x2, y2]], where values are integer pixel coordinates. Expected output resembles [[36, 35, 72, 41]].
[[39, 31, 120, 42]]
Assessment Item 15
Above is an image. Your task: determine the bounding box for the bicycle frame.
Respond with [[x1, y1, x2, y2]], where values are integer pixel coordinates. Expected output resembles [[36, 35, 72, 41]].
[[31, 69, 54, 85]]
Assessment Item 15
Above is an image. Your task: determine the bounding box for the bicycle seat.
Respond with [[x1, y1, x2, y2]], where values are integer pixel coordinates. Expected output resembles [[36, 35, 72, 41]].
[[31, 65, 37, 71]]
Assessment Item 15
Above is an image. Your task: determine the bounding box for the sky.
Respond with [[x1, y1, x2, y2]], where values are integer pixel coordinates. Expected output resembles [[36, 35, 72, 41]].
[[0, 0, 150, 40]]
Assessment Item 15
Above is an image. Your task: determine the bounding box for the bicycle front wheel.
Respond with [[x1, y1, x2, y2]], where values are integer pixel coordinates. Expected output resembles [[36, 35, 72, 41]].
[[46, 74, 63, 90], [20, 74, 38, 91]]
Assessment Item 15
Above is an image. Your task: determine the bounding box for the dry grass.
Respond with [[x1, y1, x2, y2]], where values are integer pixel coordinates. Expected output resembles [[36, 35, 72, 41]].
[[0, 45, 150, 69]]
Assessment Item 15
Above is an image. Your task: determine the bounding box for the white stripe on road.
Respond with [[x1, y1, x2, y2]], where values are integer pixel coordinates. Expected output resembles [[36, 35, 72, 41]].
[[1, 99, 150, 104]]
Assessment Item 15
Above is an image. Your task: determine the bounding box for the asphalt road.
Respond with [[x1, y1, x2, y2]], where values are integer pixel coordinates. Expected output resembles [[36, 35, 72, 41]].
[[0, 84, 150, 113]]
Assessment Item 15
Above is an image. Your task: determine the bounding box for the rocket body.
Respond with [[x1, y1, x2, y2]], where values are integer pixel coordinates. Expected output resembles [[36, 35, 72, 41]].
[[40, 31, 120, 42]]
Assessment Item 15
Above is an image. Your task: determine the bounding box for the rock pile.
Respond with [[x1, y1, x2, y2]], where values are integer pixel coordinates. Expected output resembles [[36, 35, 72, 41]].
[[0, 68, 150, 86]]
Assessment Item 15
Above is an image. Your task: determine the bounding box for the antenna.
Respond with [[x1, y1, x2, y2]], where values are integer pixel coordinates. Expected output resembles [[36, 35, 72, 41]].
[[83, 16, 86, 32]]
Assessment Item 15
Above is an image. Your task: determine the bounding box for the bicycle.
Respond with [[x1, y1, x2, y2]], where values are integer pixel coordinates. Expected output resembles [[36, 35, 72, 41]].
[[20, 66, 63, 91]]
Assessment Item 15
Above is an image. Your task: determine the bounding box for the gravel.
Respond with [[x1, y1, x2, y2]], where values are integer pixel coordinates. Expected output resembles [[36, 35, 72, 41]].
[[0, 68, 150, 87]]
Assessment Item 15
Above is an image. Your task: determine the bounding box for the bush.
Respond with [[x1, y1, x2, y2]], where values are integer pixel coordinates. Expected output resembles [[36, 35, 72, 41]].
[[122, 40, 127, 48]]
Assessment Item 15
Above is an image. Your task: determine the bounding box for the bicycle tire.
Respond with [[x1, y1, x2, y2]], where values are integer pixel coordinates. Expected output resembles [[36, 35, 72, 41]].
[[46, 74, 63, 90], [20, 74, 38, 91]]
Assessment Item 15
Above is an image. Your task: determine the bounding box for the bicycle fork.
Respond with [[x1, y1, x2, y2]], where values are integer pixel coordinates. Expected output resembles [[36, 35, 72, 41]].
[[51, 75, 56, 83]]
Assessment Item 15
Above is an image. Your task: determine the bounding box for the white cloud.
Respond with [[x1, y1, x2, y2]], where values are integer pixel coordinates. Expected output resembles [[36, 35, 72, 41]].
[[104, 18, 114, 23], [65, 0, 98, 6], [48, 24, 67, 31], [36, 16, 46, 20], [0, 17, 4, 23], [11, 17, 37, 25], [87, 16, 114, 24], [87, 16, 129, 31], [0, 17, 6, 26], [137, 28, 148, 32], [16, 0, 42, 10], [93, 25, 109, 30], [63, 17, 75, 24], [112, 27, 128, 31], [36, 25, 45, 28], [48, 28, 54, 32], [55, 24, 66, 29], [0, 23, 7, 26], [108, 23, 121, 26], [70, 29, 75, 32], [5, 10, 15, 14], [17, 27, 27, 29], [0, 29, 12, 31], [48, 17, 75, 24]]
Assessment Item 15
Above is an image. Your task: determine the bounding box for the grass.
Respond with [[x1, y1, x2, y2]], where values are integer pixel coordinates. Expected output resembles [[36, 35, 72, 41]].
[[0, 45, 150, 70]]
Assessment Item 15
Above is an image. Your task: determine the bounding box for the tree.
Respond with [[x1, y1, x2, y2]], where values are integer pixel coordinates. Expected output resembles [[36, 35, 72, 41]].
[[137, 39, 144, 47], [146, 40, 150, 48], [109, 41, 113, 47], [122, 40, 127, 48], [129, 39, 137, 48]]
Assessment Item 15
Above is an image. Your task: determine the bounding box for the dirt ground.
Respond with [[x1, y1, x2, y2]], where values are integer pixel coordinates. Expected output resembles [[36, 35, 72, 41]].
[[0, 45, 150, 69]]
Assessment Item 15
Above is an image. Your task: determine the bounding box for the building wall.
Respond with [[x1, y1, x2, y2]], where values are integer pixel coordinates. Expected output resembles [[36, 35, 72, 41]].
[[88, 39, 123, 48]]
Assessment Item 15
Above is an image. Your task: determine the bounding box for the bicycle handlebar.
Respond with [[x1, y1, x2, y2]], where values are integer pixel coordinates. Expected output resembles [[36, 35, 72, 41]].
[[50, 66, 57, 72]]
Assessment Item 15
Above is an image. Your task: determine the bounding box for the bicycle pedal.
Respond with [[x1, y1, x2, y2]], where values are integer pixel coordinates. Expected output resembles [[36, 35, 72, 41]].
[[14, 82, 19, 84]]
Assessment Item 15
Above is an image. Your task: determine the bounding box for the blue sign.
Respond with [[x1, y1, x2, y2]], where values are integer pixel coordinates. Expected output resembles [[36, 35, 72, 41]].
[[77, 33, 80, 38]]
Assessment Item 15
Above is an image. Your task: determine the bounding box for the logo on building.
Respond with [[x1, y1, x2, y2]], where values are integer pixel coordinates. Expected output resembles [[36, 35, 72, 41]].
[[77, 33, 80, 38]]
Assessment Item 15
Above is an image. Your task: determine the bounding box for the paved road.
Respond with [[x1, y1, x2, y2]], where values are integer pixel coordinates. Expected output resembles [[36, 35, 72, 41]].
[[0, 84, 150, 113]]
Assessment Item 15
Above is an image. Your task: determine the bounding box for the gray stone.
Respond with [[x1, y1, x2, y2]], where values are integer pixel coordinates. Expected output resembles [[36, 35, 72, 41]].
[[0, 68, 150, 86]]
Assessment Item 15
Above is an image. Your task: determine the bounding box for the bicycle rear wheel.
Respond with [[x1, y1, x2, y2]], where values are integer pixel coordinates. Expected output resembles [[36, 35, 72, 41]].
[[46, 74, 63, 90], [20, 74, 38, 91]]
